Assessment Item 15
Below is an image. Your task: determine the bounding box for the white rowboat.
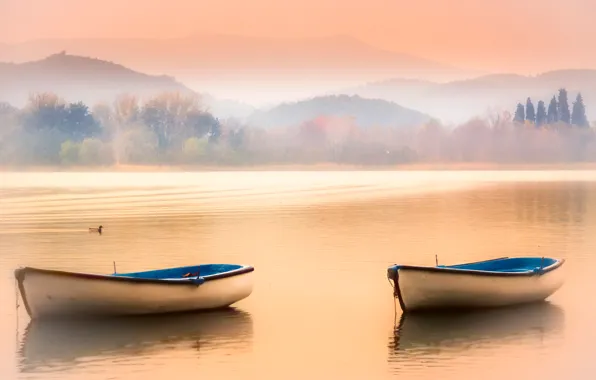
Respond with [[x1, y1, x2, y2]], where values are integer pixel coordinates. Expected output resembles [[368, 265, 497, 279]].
[[15, 264, 254, 320], [387, 256, 565, 313]]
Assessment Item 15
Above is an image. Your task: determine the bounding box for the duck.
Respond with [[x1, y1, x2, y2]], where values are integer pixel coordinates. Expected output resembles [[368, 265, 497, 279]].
[[89, 225, 103, 234]]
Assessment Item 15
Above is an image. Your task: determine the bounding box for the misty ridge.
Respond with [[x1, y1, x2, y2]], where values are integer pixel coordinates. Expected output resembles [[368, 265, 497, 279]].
[[339, 70, 596, 124], [0, 53, 595, 168]]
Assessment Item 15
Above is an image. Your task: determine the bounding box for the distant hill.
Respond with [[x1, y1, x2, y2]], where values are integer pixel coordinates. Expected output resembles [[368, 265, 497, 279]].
[[246, 95, 431, 129], [0, 52, 194, 107], [0, 34, 479, 81], [340, 70, 596, 123], [0, 53, 255, 119], [0, 34, 484, 106]]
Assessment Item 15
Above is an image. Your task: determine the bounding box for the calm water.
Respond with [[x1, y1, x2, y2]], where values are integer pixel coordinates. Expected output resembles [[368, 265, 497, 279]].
[[1, 170, 596, 380]]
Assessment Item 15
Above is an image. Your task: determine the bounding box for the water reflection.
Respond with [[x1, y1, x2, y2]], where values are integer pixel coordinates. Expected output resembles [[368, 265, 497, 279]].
[[512, 182, 589, 226], [390, 302, 565, 360], [18, 307, 253, 373]]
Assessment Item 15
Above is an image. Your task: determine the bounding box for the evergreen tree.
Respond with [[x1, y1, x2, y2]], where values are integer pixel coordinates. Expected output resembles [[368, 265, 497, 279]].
[[571, 92, 589, 127], [514, 103, 525, 123], [536, 100, 547, 127], [525, 97, 536, 123], [557, 88, 570, 124], [547, 96, 558, 124]]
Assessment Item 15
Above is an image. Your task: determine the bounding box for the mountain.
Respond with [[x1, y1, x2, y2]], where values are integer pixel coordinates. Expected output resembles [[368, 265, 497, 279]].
[[339, 70, 596, 123], [0, 52, 194, 107], [0, 53, 255, 119], [0, 34, 484, 105], [0, 53, 428, 126], [246, 95, 431, 129], [0, 34, 478, 80]]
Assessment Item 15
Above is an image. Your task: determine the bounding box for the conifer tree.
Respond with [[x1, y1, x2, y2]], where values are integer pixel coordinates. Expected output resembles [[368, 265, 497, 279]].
[[557, 88, 570, 124], [547, 96, 558, 124], [525, 97, 536, 123], [536, 100, 547, 127], [514, 103, 525, 123], [571, 92, 589, 127]]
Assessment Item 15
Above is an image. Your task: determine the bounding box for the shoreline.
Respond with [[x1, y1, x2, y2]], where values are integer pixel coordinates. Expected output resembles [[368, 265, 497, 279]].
[[3, 162, 596, 172]]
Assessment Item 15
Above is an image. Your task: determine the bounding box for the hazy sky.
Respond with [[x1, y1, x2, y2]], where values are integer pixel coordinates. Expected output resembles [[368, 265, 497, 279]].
[[1, 0, 594, 73]]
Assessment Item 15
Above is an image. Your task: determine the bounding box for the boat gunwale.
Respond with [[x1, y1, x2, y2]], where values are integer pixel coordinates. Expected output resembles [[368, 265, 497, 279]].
[[14, 264, 254, 286], [389, 257, 565, 278]]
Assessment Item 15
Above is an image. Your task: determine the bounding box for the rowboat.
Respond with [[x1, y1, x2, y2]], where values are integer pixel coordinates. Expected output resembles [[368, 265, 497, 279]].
[[14, 264, 254, 320], [387, 256, 565, 312]]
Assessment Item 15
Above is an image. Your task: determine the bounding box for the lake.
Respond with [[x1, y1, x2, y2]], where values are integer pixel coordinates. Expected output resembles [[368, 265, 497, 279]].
[[1, 170, 595, 379]]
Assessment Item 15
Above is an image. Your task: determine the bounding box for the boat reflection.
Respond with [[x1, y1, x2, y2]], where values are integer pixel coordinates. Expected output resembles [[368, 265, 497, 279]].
[[18, 307, 253, 373], [390, 301, 565, 359]]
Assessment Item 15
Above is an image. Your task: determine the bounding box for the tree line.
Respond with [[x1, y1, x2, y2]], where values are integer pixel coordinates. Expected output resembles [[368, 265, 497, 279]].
[[513, 88, 589, 127], [0, 92, 230, 166], [0, 90, 596, 167]]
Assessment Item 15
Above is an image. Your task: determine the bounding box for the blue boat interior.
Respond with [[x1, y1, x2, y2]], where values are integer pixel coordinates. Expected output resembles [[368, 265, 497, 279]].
[[440, 257, 558, 272], [388, 257, 559, 275], [111, 264, 244, 281]]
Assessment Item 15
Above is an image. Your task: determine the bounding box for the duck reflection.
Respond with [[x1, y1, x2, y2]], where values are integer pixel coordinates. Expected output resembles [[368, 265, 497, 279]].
[[390, 301, 565, 359], [18, 307, 253, 373]]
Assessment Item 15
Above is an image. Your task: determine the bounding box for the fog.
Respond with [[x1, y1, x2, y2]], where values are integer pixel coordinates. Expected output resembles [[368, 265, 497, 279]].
[[1, 91, 595, 169]]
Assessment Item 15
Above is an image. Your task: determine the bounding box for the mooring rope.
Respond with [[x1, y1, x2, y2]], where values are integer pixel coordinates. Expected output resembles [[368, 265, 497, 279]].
[[14, 277, 20, 353], [14, 278, 18, 310], [387, 276, 398, 327]]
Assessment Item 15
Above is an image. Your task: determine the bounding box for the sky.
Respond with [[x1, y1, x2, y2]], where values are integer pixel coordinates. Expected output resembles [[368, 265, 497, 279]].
[[1, 0, 595, 73]]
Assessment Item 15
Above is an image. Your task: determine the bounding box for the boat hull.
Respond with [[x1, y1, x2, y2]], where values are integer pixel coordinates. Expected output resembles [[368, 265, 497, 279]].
[[388, 258, 565, 312], [15, 266, 254, 319]]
